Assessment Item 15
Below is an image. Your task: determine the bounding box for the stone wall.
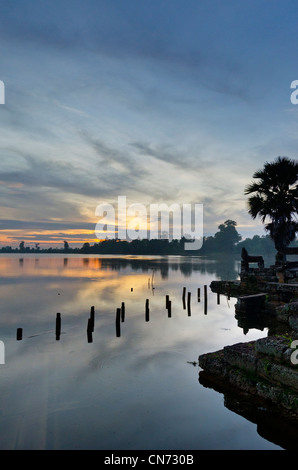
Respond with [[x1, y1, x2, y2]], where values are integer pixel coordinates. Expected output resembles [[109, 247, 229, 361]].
[[203, 263, 298, 419], [199, 334, 298, 418], [240, 267, 279, 293]]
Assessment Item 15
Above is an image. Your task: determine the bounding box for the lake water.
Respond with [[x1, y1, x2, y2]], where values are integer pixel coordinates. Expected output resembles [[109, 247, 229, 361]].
[[0, 253, 293, 450]]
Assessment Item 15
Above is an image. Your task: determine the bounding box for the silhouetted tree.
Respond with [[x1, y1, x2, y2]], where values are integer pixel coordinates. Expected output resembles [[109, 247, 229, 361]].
[[245, 156, 298, 252], [214, 220, 241, 252], [81, 242, 90, 253]]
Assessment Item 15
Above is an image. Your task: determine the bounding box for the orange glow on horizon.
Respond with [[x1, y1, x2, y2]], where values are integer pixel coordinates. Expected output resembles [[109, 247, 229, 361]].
[[0, 228, 103, 247]]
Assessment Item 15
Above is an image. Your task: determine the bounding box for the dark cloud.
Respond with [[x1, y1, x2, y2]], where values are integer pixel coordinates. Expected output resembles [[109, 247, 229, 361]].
[[85, 135, 145, 176], [0, 0, 255, 102], [80, 134, 156, 196], [130, 141, 209, 170], [0, 146, 138, 200], [0, 0, 296, 244], [0, 219, 94, 231]]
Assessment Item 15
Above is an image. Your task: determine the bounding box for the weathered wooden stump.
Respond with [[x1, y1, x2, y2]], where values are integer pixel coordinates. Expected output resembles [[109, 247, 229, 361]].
[[16, 328, 23, 341], [116, 308, 121, 337], [56, 313, 61, 340]]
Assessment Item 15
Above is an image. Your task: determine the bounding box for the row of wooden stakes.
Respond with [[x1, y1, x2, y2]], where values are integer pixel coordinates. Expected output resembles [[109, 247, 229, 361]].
[[15, 309, 95, 343], [115, 285, 212, 338], [15, 285, 219, 342]]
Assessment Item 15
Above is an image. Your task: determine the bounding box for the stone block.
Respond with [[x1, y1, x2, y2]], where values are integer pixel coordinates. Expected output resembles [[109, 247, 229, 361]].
[[198, 350, 227, 377], [257, 358, 298, 392], [255, 336, 289, 360], [223, 342, 257, 373], [289, 314, 298, 332], [235, 293, 266, 314]]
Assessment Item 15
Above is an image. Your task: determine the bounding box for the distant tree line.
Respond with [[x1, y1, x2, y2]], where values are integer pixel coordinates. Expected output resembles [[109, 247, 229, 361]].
[[1, 219, 296, 256], [1, 157, 297, 258]]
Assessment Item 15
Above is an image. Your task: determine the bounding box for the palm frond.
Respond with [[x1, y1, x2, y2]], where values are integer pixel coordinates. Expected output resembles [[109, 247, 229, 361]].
[[245, 156, 298, 250]]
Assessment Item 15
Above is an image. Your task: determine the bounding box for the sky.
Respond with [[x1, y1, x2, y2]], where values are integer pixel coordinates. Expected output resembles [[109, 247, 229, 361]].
[[0, 0, 298, 248]]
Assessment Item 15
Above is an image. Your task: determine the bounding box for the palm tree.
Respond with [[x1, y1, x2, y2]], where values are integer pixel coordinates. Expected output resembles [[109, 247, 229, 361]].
[[244, 156, 298, 252]]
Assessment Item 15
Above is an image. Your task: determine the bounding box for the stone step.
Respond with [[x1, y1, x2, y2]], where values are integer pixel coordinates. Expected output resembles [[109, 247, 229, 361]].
[[235, 293, 267, 314], [199, 336, 298, 414]]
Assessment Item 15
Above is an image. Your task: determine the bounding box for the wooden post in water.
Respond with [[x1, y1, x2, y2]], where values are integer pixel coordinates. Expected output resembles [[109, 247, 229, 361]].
[[145, 299, 150, 322], [187, 292, 191, 316], [56, 313, 61, 340], [90, 306, 95, 332], [197, 287, 201, 302], [87, 318, 93, 343], [116, 308, 121, 337], [182, 287, 186, 309], [217, 292, 220, 305], [16, 328, 22, 341], [167, 300, 172, 318], [166, 295, 170, 309], [121, 302, 125, 322]]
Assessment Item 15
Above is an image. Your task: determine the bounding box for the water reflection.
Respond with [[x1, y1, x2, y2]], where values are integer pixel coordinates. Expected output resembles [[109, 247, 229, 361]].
[[199, 371, 298, 450], [0, 253, 241, 280]]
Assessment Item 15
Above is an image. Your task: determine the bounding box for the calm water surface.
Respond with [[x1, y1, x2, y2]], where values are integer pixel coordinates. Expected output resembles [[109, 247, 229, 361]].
[[0, 254, 291, 450]]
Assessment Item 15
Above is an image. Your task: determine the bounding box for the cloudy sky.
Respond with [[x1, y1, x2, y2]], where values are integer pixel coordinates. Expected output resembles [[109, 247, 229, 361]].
[[0, 0, 297, 248]]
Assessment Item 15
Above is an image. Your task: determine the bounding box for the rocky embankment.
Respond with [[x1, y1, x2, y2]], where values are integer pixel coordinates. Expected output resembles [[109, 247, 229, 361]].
[[199, 279, 298, 419], [199, 334, 298, 418]]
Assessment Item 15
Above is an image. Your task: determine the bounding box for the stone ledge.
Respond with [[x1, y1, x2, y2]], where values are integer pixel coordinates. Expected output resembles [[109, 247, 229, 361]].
[[223, 341, 257, 373], [277, 301, 298, 313], [255, 336, 293, 361], [257, 359, 298, 392], [205, 269, 298, 418], [235, 293, 267, 314], [198, 336, 298, 416]]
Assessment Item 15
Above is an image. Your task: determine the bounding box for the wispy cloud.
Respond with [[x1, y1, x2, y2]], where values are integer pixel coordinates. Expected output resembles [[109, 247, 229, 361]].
[[0, 0, 297, 246]]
